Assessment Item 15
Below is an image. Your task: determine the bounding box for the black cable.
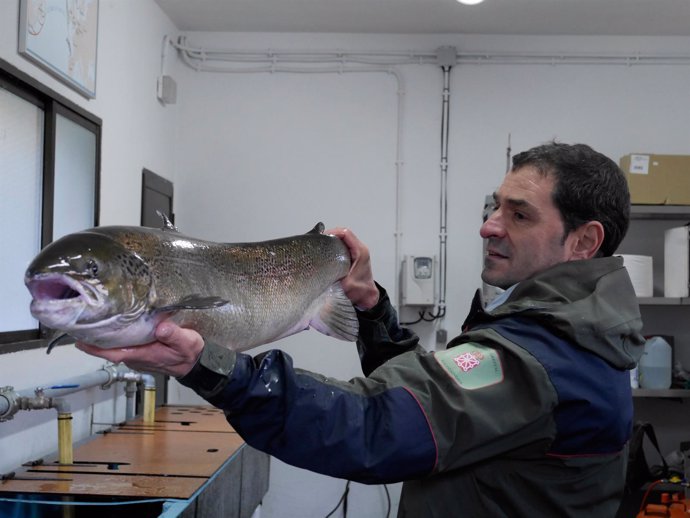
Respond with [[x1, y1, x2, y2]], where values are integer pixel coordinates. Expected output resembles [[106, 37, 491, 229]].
[[323, 481, 391, 518], [400, 305, 448, 325], [400, 310, 425, 326], [324, 480, 351, 518], [422, 306, 446, 321], [384, 484, 391, 518]]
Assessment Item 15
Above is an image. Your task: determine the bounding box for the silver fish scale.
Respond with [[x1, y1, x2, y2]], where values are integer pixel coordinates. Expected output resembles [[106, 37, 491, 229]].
[[151, 230, 351, 349]]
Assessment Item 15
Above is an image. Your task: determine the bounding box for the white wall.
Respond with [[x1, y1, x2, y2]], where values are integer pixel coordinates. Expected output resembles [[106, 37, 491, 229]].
[[171, 32, 690, 345], [3, 2, 690, 516], [0, 0, 178, 473], [169, 31, 690, 517]]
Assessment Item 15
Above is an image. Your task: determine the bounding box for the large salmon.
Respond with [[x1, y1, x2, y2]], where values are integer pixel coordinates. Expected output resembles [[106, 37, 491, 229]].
[[24, 219, 358, 352]]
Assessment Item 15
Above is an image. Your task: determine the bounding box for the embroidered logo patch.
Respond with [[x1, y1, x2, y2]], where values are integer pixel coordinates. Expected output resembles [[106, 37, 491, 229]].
[[435, 343, 504, 390]]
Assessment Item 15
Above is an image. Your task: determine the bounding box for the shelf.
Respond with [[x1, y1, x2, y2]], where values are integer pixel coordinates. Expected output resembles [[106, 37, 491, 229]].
[[633, 388, 690, 398], [637, 297, 690, 306], [631, 204, 690, 220]]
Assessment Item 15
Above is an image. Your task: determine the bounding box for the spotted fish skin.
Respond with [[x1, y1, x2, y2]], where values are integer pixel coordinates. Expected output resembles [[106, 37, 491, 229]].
[[24, 222, 358, 351]]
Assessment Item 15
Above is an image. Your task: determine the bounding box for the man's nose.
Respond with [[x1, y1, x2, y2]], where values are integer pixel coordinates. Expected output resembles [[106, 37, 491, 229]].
[[480, 210, 505, 239]]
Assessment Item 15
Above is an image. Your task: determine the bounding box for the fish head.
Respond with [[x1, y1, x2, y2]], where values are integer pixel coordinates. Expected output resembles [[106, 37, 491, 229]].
[[24, 230, 154, 338]]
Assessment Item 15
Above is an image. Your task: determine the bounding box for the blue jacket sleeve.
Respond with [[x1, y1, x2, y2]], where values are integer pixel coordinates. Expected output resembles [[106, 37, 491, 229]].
[[178, 342, 437, 484]]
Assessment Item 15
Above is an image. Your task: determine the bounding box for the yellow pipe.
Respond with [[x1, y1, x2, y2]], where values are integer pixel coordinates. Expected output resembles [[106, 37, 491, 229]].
[[57, 412, 73, 465], [61, 496, 75, 518], [143, 387, 156, 425]]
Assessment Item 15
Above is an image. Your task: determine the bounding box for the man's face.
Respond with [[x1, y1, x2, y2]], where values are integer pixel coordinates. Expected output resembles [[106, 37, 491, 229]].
[[480, 166, 575, 289]]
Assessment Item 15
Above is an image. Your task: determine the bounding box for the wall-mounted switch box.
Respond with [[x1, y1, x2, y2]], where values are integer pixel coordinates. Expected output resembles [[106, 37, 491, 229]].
[[401, 255, 436, 306]]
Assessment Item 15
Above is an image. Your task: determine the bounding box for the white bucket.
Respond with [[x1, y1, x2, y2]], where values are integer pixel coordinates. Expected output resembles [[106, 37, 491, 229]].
[[638, 336, 672, 390], [620, 254, 653, 298]]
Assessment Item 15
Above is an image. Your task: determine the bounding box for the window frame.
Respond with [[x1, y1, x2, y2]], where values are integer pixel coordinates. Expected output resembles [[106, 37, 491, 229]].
[[0, 57, 102, 353]]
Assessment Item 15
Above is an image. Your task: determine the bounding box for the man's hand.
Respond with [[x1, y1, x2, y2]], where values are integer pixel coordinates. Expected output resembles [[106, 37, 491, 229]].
[[75, 322, 205, 378], [327, 227, 379, 310]]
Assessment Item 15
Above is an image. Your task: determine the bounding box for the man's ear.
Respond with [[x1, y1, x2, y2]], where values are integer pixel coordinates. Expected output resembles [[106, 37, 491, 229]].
[[568, 221, 605, 260]]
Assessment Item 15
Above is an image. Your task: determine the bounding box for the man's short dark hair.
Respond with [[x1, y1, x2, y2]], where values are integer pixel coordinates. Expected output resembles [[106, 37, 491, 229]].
[[511, 141, 630, 257]]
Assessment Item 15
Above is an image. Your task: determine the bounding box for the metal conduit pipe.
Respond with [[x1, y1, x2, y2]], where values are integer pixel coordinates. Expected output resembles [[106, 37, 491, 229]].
[[103, 369, 156, 424], [436, 63, 451, 319], [141, 374, 156, 425], [0, 389, 75, 463], [0, 364, 157, 464], [125, 381, 137, 421], [0, 365, 156, 420]]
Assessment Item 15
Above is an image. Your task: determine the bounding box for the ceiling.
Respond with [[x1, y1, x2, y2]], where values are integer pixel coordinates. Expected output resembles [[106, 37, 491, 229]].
[[155, 0, 690, 36]]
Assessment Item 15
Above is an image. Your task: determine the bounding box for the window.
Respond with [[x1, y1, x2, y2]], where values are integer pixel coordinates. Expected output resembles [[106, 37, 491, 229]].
[[0, 57, 101, 352]]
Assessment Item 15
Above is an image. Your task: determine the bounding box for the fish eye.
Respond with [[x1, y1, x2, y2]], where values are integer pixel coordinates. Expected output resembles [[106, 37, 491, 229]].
[[86, 259, 99, 277]]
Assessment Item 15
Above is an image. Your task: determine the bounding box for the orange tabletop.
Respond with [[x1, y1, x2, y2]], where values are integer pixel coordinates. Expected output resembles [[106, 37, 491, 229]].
[[0, 405, 244, 499]]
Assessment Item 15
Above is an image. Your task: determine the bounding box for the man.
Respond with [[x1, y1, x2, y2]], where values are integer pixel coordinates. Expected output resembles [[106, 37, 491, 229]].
[[78, 142, 644, 517]]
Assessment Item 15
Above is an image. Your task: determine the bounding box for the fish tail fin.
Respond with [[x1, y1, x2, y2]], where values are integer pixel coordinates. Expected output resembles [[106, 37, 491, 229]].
[[310, 282, 359, 342]]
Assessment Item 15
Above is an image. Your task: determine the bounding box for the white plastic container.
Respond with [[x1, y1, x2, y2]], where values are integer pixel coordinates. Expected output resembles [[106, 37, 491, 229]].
[[630, 366, 639, 389], [638, 336, 673, 390]]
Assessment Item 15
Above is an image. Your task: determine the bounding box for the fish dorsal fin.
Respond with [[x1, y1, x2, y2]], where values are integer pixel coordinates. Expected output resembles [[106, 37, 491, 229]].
[[157, 210, 179, 232], [308, 222, 325, 235]]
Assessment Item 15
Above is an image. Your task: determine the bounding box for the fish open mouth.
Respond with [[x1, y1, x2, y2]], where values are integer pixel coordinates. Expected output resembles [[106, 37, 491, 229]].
[[25, 272, 106, 314], [26, 274, 86, 302], [28, 278, 81, 301], [24, 274, 94, 329]]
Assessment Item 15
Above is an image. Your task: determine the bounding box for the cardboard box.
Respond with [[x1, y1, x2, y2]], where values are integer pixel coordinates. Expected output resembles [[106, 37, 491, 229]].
[[620, 154, 690, 205]]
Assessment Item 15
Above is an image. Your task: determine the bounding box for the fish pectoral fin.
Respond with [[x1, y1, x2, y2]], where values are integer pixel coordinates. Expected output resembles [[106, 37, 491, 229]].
[[153, 295, 229, 314], [46, 333, 74, 354], [309, 282, 359, 342]]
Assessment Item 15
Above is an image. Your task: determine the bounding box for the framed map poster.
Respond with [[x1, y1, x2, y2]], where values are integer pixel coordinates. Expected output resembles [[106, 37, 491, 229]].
[[18, 0, 99, 98]]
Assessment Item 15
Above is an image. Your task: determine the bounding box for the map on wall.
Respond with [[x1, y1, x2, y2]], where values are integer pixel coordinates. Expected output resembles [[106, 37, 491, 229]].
[[18, 0, 99, 98]]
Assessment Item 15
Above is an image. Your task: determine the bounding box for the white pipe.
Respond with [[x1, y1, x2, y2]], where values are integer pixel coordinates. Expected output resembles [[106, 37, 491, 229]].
[[172, 39, 437, 64], [125, 381, 137, 420], [455, 50, 690, 66], [0, 364, 155, 422], [393, 71, 405, 305], [171, 38, 690, 67], [160, 34, 170, 76], [108, 371, 155, 420], [437, 65, 450, 316], [16, 368, 114, 399], [0, 391, 12, 418]]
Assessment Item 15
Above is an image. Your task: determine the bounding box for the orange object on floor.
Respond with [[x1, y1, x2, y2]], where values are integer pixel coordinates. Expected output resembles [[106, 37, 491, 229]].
[[637, 493, 690, 517]]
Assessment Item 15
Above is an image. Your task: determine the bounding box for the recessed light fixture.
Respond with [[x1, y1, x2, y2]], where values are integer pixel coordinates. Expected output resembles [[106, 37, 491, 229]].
[[457, 0, 485, 5]]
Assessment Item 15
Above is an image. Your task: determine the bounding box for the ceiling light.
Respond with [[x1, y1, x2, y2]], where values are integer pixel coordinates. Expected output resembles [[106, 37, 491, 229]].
[[457, 0, 485, 5]]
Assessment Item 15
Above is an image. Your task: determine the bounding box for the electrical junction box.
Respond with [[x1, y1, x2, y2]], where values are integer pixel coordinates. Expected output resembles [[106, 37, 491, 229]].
[[401, 255, 436, 306], [157, 75, 177, 105]]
